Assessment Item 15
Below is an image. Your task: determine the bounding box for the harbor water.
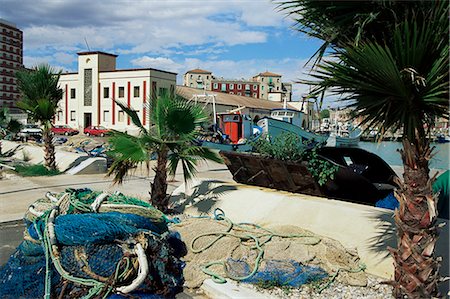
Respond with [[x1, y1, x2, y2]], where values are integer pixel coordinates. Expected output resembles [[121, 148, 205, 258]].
[[358, 141, 449, 170]]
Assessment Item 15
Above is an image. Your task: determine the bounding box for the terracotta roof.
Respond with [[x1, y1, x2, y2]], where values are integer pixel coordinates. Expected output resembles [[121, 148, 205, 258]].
[[176, 86, 295, 111], [185, 68, 212, 74], [77, 51, 118, 57], [255, 71, 282, 77]]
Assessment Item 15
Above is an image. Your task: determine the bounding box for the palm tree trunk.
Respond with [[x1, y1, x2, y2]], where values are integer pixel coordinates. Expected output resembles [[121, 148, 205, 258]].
[[390, 138, 441, 298], [43, 128, 56, 170], [151, 146, 169, 211]]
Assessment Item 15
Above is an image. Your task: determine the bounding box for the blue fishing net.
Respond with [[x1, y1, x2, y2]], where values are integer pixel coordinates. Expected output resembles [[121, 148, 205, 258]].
[[227, 259, 328, 288], [375, 192, 399, 210], [0, 189, 186, 299]]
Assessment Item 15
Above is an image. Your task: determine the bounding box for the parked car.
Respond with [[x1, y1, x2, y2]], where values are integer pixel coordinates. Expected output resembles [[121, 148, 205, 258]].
[[51, 125, 79, 136], [18, 124, 43, 140], [83, 126, 110, 137]]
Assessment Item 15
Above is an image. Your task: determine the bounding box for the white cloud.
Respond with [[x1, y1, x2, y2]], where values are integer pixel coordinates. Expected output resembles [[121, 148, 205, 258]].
[[130, 56, 183, 73]]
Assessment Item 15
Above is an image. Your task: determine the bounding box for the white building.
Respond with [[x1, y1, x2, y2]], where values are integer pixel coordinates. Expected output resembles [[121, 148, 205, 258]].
[[55, 51, 176, 133]]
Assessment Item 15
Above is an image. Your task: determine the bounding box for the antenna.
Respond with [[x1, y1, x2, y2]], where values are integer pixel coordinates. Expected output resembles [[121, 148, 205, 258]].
[[84, 37, 91, 51]]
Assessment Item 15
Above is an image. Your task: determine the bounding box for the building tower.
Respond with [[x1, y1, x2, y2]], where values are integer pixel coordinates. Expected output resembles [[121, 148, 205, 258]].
[[183, 69, 213, 90], [0, 19, 23, 112]]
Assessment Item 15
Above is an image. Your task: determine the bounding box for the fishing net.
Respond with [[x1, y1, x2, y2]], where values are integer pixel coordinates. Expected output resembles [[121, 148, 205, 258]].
[[228, 259, 328, 287], [172, 214, 367, 290], [0, 189, 186, 299]]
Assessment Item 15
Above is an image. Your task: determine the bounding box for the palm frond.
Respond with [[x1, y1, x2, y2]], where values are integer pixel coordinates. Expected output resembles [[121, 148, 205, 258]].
[[115, 100, 147, 134]]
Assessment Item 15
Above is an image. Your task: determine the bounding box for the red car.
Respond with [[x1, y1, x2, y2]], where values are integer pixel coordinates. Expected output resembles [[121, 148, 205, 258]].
[[84, 126, 110, 137], [51, 125, 79, 136]]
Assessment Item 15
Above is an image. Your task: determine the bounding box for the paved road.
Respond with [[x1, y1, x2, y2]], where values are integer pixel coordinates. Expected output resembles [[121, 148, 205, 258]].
[[0, 160, 231, 267], [0, 220, 24, 265]]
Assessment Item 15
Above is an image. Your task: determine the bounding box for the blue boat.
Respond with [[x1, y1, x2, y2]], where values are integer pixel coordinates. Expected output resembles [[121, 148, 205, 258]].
[[257, 108, 329, 144]]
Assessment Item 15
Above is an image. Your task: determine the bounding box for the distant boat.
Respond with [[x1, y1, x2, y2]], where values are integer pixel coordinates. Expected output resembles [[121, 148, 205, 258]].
[[326, 127, 362, 147], [257, 108, 329, 144], [325, 110, 361, 147]]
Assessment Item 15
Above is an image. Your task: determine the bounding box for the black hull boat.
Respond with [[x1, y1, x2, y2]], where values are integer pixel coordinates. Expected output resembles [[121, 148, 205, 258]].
[[220, 147, 397, 205], [316, 147, 397, 204]]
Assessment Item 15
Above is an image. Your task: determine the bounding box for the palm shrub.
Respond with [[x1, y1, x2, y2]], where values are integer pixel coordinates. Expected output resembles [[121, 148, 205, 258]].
[[0, 107, 22, 155], [278, 1, 448, 296], [107, 92, 222, 212], [16, 65, 63, 170], [305, 17, 448, 299]]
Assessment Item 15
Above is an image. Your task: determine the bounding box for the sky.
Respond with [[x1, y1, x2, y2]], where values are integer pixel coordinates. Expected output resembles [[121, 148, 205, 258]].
[[1, 0, 328, 103]]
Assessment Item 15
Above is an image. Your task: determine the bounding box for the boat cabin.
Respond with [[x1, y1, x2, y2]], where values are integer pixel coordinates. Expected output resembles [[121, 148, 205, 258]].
[[218, 113, 253, 143], [270, 108, 305, 128]]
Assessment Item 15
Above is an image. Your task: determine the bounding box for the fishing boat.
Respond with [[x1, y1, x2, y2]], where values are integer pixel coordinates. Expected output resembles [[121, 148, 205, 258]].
[[220, 147, 397, 205], [191, 92, 260, 152], [326, 126, 362, 147], [257, 108, 329, 144], [198, 112, 261, 152]]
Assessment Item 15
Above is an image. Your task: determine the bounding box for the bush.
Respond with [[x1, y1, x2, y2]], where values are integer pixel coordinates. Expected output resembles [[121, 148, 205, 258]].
[[14, 164, 60, 176], [251, 132, 338, 186]]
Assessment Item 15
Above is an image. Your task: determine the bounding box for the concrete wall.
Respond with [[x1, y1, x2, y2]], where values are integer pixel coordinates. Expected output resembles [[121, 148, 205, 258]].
[[172, 179, 449, 294]]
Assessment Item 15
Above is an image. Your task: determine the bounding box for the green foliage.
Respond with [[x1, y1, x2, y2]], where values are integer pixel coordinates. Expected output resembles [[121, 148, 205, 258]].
[[251, 132, 306, 161], [319, 109, 329, 119], [107, 92, 222, 196], [307, 17, 449, 141], [16, 64, 63, 128], [14, 164, 60, 177], [276, 0, 438, 65], [251, 132, 337, 186], [304, 148, 339, 186], [0, 108, 22, 137]]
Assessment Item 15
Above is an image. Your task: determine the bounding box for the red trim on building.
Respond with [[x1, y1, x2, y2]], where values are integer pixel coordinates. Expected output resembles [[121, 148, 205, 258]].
[[65, 84, 68, 125], [112, 82, 115, 125], [127, 81, 131, 125], [97, 82, 101, 125], [143, 81, 146, 126]]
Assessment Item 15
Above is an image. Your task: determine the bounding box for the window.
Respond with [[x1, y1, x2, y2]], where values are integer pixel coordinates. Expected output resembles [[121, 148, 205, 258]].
[[230, 84, 234, 89], [70, 88, 76, 99], [276, 86, 279, 91], [70, 111, 76, 121], [230, 92, 234, 95], [237, 92, 241, 96], [213, 83, 218, 89], [221, 84, 227, 92], [245, 84, 250, 90], [83, 69, 92, 106], [237, 84, 242, 89], [103, 87, 109, 98], [118, 110, 125, 122], [253, 93, 257, 98], [103, 110, 110, 122], [277, 78, 280, 82], [261, 78, 264, 82], [206, 76, 209, 79], [261, 86, 264, 91], [158, 87, 168, 96], [134, 86, 140, 97], [57, 111, 63, 121], [118, 86, 124, 98]]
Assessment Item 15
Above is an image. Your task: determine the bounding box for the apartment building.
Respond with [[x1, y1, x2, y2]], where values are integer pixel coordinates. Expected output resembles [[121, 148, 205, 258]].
[[183, 68, 213, 90], [55, 51, 176, 133], [0, 19, 23, 112], [183, 69, 292, 102], [210, 80, 260, 98]]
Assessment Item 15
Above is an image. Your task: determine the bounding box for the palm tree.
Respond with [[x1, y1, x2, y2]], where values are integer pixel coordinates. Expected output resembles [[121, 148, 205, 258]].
[[107, 92, 222, 212], [16, 65, 63, 170], [277, 1, 448, 297], [0, 107, 22, 156]]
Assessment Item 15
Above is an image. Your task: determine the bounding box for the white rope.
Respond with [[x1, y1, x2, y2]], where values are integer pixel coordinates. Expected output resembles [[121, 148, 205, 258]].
[[45, 192, 59, 203], [28, 205, 44, 217], [90, 192, 109, 212], [116, 243, 149, 294]]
